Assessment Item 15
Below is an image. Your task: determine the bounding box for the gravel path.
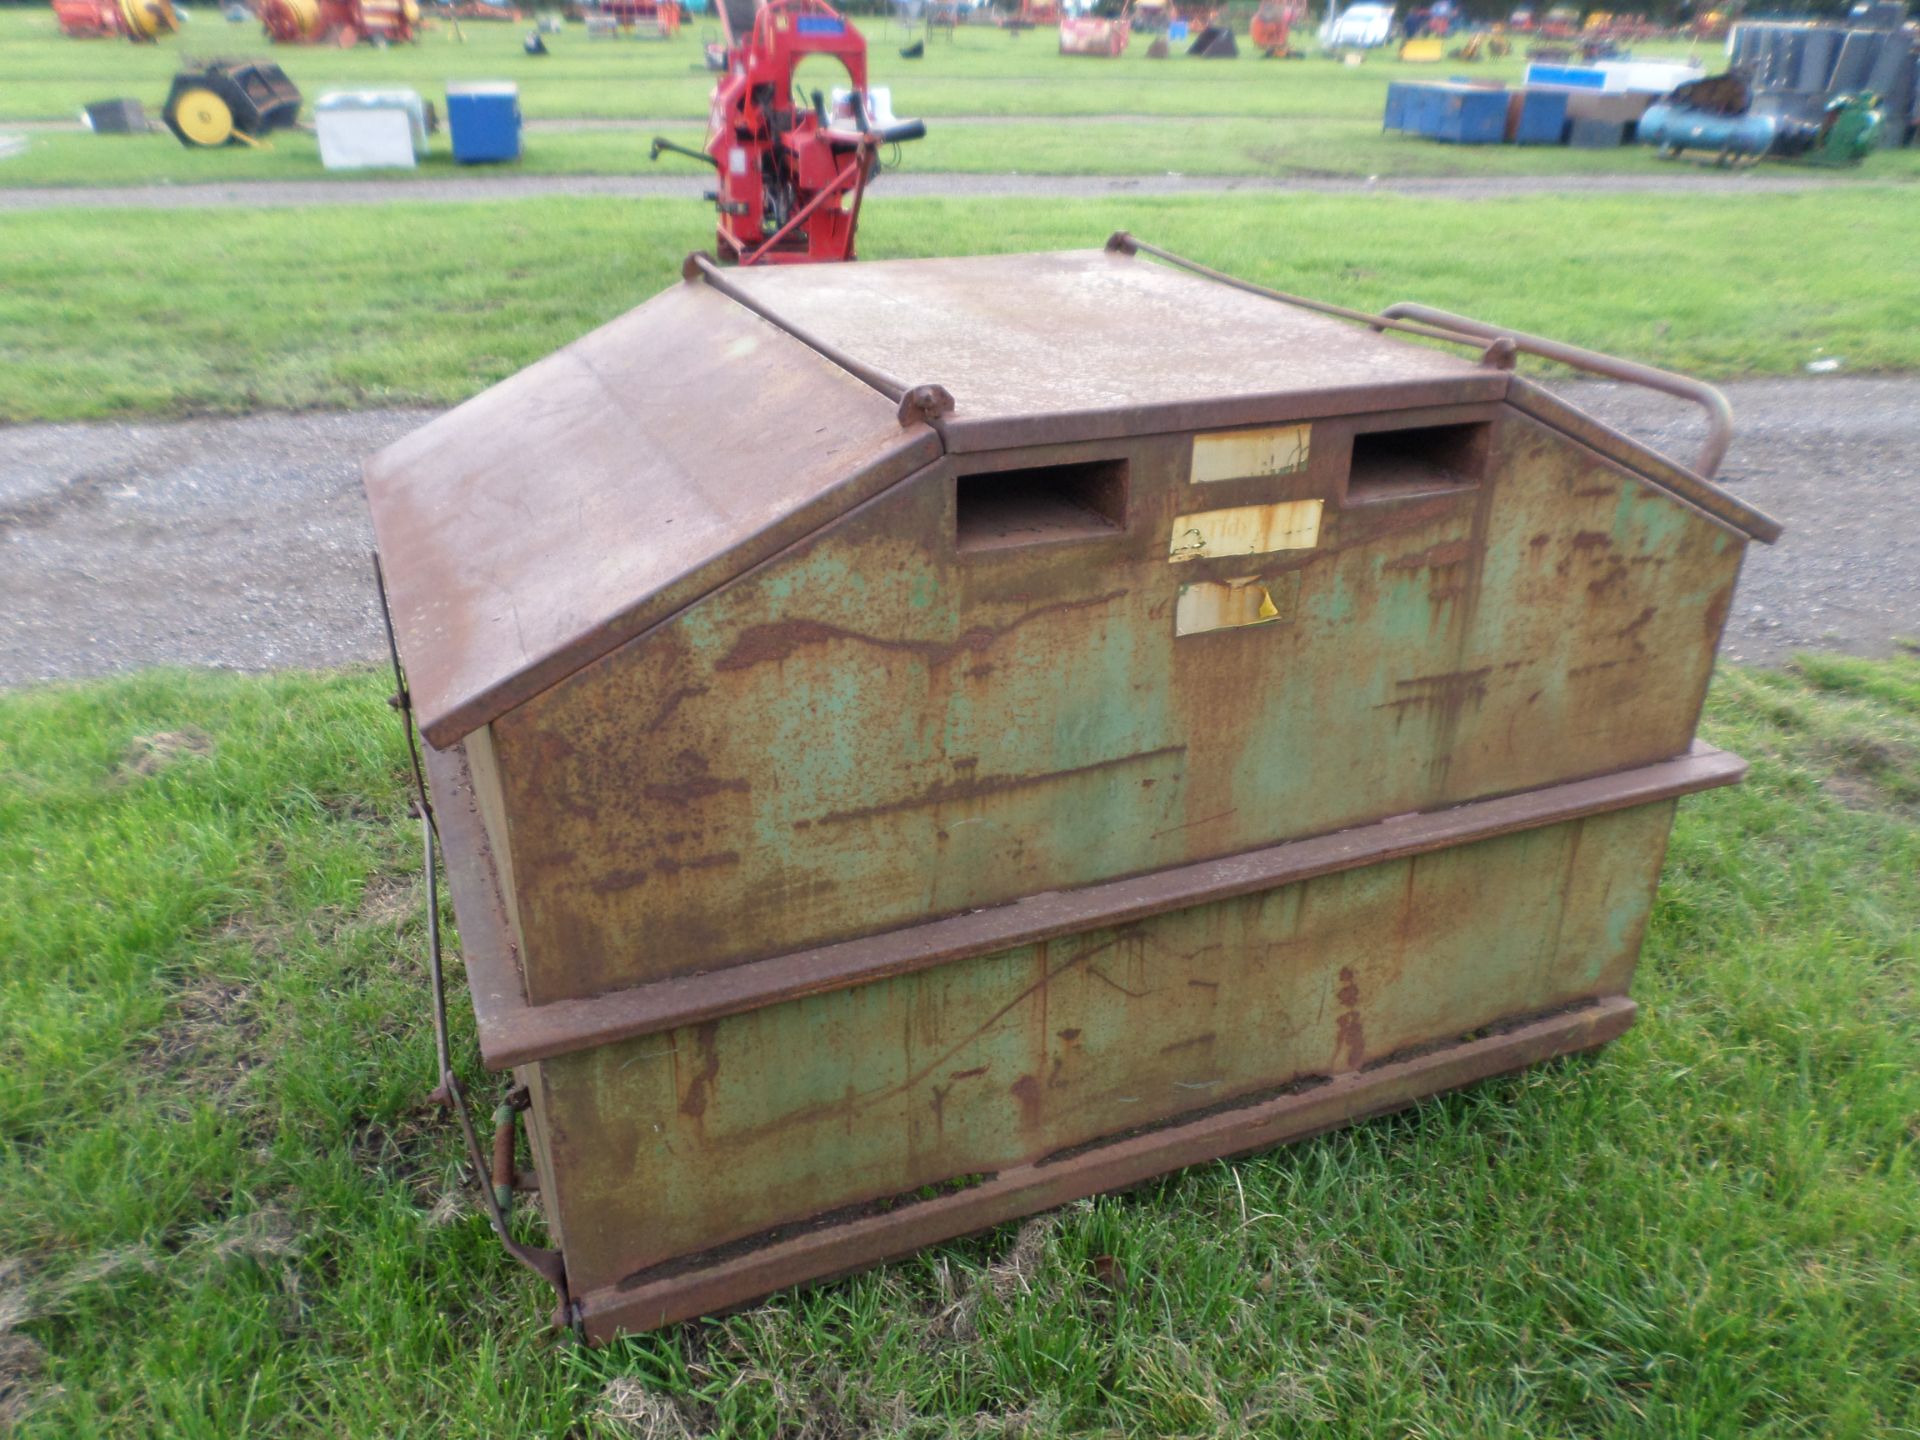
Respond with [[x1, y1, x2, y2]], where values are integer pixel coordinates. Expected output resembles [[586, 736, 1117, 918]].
[[2, 378, 1915, 688], [0, 169, 1888, 212]]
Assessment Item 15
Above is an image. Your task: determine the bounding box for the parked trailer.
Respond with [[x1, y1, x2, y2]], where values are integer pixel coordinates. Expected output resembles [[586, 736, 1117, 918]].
[[364, 238, 1779, 1341]]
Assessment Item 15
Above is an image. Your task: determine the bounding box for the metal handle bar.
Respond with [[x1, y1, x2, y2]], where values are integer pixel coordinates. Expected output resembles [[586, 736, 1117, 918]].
[[1104, 234, 1734, 481], [1377, 302, 1734, 479]]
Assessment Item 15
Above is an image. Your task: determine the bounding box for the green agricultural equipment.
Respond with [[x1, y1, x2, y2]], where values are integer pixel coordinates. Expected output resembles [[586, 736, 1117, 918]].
[[1792, 92, 1885, 166], [364, 237, 1781, 1341]]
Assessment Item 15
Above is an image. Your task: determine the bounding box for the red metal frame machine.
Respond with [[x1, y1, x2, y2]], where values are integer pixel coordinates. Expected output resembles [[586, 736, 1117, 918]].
[[652, 0, 924, 264]]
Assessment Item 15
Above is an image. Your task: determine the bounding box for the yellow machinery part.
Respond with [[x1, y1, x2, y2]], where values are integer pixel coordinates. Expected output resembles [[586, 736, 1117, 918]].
[[172, 87, 235, 146], [276, 0, 324, 37], [117, 0, 180, 37]]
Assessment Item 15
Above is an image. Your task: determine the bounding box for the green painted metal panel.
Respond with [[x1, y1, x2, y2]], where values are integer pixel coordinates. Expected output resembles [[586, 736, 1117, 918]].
[[536, 802, 1676, 1294], [491, 409, 1738, 1004]]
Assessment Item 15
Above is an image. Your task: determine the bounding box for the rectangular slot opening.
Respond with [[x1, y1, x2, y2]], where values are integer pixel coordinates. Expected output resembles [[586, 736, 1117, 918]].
[[1346, 421, 1490, 504], [955, 459, 1128, 553]]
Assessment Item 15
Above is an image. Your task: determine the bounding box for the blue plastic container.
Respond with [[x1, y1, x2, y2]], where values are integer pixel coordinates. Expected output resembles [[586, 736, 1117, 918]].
[[1525, 62, 1606, 88], [1511, 87, 1569, 144], [1408, 83, 1448, 135], [447, 81, 521, 164], [1431, 85, 1507, 143], [1383, 81, 1414, 131]]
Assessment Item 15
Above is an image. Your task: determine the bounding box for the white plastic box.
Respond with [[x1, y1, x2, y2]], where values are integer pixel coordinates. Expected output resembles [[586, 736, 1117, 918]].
[[315, 90, 429, 170]]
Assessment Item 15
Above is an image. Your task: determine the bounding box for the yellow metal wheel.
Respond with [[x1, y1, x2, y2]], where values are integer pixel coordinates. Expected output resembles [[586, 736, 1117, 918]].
[[172, 89, 234, 147]]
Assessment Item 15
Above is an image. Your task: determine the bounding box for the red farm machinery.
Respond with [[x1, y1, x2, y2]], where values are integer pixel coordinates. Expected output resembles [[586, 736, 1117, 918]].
[[1000, 0, 1060, 29], [51, 0, 178, 40], [258, 0, 420, 44], [652, 0, 924, 265], [596, 0, 681, 36], [1058, 0, 1131, 56], [1249, 0, 1303, 54]]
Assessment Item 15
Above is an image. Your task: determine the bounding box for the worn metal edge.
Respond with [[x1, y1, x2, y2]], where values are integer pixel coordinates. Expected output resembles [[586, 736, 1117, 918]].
[[422, 737, 535, 1059], [937, 376, 1512, 455], [456, 744, 1742, 1069], [412, 430, 944, 749], [1505, 377, 1783, 545], [568, 994, 1637, 1339]]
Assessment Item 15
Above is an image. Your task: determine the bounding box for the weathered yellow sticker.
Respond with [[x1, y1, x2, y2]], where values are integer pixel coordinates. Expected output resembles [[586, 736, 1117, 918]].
[[1175, 574, 1300, 635], [1190, 425, 1311, 484], [1168, 499, 1323, 563]]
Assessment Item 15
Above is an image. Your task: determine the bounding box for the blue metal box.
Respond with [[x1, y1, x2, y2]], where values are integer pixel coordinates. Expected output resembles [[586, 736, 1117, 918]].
[[1427, 85, 1508, 143], [1511, 87, 1570, 144]]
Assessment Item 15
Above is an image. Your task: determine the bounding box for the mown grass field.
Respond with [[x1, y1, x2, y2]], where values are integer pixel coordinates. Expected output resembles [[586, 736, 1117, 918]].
[[26, 109, 1920, 187], [2, 656, 1915, 1438], [21, 7, 1908, 188], [0, 7, 1705, 123], [5, 185, 1920, 422]]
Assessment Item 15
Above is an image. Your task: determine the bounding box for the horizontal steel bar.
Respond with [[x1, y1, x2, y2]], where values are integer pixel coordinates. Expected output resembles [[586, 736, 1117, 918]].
[[1378, 301, 1736, 480], [568, 995, 1637, 1338], [684, 252, 955, 428], [429, 740, 1743, 1069], [1106, 232, 1517, 355]]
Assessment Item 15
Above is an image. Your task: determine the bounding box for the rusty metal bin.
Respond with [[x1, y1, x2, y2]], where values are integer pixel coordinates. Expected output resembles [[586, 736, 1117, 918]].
[[362, 237, 1780, 1340]]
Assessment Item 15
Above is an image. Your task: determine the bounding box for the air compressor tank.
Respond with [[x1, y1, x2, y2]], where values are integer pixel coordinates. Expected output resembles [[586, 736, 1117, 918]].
[[1639, 100, 1779, 159]]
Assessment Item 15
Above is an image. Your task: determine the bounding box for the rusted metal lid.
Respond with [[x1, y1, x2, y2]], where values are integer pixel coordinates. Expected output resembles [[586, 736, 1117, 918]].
[[364, 280, 941, 749], [722, 247, 1509, 451]]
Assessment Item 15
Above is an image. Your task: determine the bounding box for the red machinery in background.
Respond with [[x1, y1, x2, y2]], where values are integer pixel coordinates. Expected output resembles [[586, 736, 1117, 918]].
[[596, 0, 680, 35], [258, 0, 419, 43], [1058, 0, 1131, 56], [1249, 0, 1302, 54], [52, 0, 178, 40], [653, 0, 924, 265], [1001, 0, 1060, 26]]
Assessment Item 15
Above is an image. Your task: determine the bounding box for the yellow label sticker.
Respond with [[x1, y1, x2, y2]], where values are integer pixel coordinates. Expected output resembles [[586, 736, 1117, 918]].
[[1175, 574, 1300, 635], [1168, 499, 1323, 563], [1190, 424, 1311, 484]]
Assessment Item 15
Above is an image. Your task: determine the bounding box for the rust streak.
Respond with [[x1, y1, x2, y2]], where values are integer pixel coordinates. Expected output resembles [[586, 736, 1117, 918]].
[[1377, 667, 1492, 717], [677, 1022, 722, 1119], [590, 851, 741, 893], [714, 590, 1129, 673], [1150, 808, 1236, 841], [1009, 1074, 1043, 1128], [1086, 964, 1149, 999], [643, 774, 750, 805], [1159, 1032, 1217, 1055], [1615, 606, 1657, 647], [644, 684, 710, 733], [1384, 538, 1473, 571], [816, 746, 1186, 828]]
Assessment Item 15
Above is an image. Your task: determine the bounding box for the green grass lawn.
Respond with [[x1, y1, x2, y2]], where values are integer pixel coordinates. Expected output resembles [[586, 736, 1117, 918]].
[[5, 187, 1920, 423], [2, 655, 1915, 1437], [11, 9, 1916, 187], [0, 7, 1718, 123], [11, 115, 1920, 187]]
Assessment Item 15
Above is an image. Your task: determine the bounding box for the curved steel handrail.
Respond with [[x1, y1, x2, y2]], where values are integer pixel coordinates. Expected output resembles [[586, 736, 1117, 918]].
[[1378, 302, 1734, 479]]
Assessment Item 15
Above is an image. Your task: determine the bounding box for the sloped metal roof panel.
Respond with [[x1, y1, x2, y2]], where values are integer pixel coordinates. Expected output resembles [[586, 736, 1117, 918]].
[[722, 247, 1511, 450], [364, 280, 941, 748]]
